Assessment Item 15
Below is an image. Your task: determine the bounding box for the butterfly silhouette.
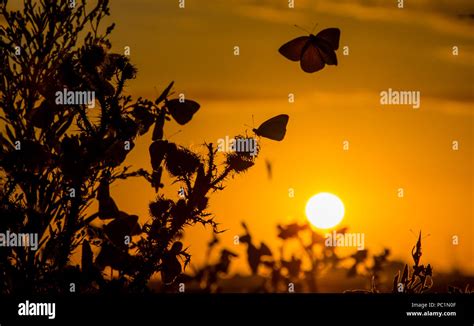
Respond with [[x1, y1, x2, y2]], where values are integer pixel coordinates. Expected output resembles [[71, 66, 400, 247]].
[[253, 114, 289, 141], [97, 176, 120, 220], [279, 28, 340, 73], [156, 81, 174, 105], [165, 98, 200, 125]]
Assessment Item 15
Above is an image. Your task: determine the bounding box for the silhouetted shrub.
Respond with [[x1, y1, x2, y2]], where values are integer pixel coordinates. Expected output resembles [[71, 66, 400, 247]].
[[0, 0, 260, 294]]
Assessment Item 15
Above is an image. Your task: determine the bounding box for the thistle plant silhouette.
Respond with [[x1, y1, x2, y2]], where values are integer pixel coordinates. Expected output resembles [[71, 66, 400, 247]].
[[391, 232, 433, 294], [0, 0, 261, 294], [182, 222, 360, 293], [181, 224, 461, 294]]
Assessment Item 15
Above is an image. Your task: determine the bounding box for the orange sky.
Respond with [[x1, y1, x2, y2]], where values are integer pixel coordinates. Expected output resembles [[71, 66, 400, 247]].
[[79, 0, 474, 274]]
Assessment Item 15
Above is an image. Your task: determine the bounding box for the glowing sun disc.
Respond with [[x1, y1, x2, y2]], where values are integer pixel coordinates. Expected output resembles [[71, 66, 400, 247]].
[[305, 192, 345, 229]]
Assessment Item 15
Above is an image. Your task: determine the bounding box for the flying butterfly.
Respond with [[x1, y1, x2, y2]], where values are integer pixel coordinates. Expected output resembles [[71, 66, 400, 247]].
[[253, 114, 289, 141], [279, 27, 340, 73]]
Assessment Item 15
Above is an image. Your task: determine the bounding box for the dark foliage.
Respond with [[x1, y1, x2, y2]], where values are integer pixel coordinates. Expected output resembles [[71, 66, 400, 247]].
[[0, 0, 259, 294]]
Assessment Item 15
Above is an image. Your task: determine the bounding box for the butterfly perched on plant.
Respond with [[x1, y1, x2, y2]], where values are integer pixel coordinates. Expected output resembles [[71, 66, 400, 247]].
[[253, 114, 289, 141], [165, 98, 200, 125], [154, 81, 201, 126], [279, 27, 340, 73]]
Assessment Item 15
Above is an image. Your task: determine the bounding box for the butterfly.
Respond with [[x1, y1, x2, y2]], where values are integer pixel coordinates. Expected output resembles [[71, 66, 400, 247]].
[[97, 177, 120, 220], [279, 27, 340, 73], [165, 98, 200, 125], [104, 211, 141, 248], [253, 114, 289, 141], [156, 81, 174, 105]]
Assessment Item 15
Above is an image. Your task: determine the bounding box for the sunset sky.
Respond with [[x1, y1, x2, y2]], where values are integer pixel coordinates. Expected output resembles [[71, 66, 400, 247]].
[[71, 0, 473, 274]]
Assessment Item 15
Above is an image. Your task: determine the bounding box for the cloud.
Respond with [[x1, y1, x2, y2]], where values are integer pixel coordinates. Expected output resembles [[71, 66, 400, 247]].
[[313, 0, 474, 38], [296, 89, 474, 117], [424, 97, 474, 117], [232, 0, 474, 38], [435, 45, 474, 66], [233, 3, 307, 25], [195, 87, 473, 118]]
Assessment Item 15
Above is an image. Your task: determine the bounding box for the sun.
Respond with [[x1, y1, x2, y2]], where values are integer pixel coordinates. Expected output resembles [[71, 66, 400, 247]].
[[305, 192, 345, 229]]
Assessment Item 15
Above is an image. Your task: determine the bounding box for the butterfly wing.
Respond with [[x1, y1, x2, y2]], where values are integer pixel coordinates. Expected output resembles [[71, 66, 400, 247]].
[[315, 28, 340, 50], [97, 179, 120, 220], [156, 81, 174, 104], [300, 42, 325, 73], [166, 99, 200, 125], [317, 39, 338, 65], [253, 114, 289, 141], [278, 36, 310, 61]]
